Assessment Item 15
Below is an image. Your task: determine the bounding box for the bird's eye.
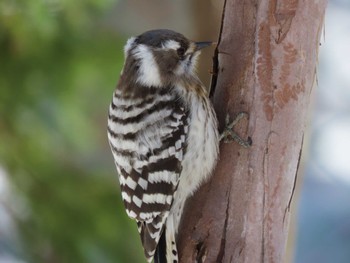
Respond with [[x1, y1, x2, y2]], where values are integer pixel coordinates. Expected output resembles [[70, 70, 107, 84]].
[[177, 47, 185, 58]]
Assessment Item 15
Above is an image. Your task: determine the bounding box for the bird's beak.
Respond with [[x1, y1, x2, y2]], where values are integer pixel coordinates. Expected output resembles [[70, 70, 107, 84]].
[[194, 41, 215, 51]]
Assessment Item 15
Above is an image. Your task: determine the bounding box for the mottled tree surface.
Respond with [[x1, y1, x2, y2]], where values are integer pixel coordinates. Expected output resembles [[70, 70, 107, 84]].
[[178, 0, 327, 262]]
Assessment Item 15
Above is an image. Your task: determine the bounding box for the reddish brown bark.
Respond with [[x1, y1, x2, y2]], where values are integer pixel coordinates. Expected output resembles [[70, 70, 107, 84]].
[[177, 0, 327, 262]]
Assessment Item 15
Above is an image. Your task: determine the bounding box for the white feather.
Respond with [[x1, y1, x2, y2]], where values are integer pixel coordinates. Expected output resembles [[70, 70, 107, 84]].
[[165, 216, 178, 262], [126, 209, 137, 219], [175, 150, 183, 161], [107, 132, 139, 153], [122, 192, 131, 203], [142, 193, 171, 204], [169, 84, 219, 234], [110, 152, 132, 173], [124, 176, 137, 190], [138, 177, 148, 190], [148, 171, 178, 185], [110, 94, 173, 119], [107, 108, 173, 135], [112, 93, 144, 107], [132, 196, 143, 208], [124, 37, 136, 56], [133, 44, 162, 87], [139, 211, 161, 221], [162, 40, 180, 50]]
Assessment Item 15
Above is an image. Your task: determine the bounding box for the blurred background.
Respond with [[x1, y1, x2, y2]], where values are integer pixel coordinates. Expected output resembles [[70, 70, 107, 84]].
[[0, 0, 349, 262]]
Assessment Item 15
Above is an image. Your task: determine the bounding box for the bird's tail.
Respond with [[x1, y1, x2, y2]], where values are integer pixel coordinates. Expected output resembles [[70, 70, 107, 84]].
[[154, 216, 178, 263], [137, 217, 165, 263], [154, 230, 166, 263]]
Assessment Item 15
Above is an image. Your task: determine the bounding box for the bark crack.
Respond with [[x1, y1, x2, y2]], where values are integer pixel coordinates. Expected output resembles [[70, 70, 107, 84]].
[[283, 133, 304, 223], [216, 187, 231, 262], [261, 187, 266, 263], [209, 0, 227, 98]]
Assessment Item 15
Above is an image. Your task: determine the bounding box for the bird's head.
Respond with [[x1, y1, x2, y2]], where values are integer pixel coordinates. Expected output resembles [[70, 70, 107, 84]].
[[121, 29, 213, 88]]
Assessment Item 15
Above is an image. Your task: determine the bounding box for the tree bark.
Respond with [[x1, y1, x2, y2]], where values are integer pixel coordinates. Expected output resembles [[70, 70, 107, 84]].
[[177, 0, 327, 262]]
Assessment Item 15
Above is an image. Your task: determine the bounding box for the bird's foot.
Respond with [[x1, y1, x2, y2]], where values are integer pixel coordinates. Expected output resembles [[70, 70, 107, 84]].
[[219, 112, 252, 148]]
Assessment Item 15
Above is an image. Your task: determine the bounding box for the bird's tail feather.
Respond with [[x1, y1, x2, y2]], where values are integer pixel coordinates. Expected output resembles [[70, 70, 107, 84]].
[[154, 216, 179, 263], [154, 230, 167, 263]]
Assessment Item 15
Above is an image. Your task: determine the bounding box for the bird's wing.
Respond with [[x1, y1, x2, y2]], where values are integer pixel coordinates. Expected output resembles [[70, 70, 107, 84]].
[[117, 98, 189, 261]]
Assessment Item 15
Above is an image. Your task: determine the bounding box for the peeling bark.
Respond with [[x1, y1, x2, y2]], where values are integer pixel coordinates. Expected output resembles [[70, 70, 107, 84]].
[[177, 0, 327, 262]]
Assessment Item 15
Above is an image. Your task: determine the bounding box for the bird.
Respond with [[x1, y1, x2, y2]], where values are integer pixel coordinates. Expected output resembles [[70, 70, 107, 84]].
[[107, 29, 250, 263]]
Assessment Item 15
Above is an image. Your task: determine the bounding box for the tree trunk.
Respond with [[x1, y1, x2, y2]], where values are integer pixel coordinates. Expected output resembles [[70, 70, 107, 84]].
[[177, 0, 327, 262]]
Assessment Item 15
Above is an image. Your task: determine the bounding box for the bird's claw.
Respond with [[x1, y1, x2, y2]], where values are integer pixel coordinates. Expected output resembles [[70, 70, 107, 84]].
[[219, 112, 252, 148]]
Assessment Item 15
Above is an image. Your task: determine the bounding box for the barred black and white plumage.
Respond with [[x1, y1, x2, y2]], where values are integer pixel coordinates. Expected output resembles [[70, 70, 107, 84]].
[[107, 29, 219, 263]]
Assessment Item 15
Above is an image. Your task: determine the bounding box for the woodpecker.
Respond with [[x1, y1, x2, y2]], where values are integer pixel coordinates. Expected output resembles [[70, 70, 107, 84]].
[[107, 29, 249, 263]]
